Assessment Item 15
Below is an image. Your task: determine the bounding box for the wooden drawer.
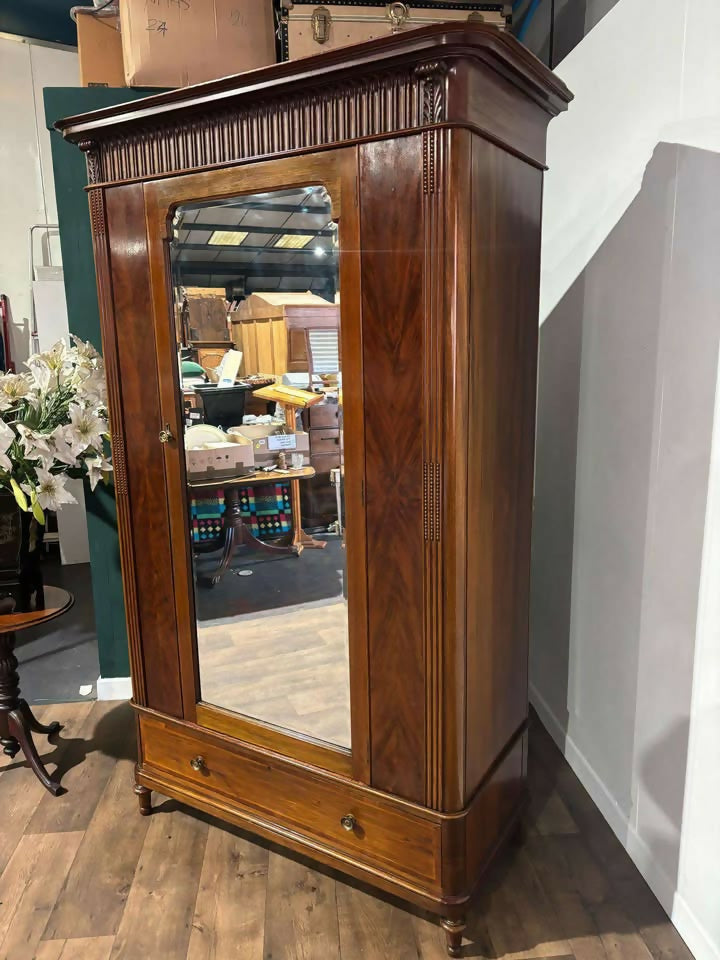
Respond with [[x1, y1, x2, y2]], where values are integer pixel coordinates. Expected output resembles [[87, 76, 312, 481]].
[[304, 403, 340, 429], [300, 472, 338, 526], [310, 428, 340, 455], [139, 713, 440, 886], [309, 452, 341, 474]]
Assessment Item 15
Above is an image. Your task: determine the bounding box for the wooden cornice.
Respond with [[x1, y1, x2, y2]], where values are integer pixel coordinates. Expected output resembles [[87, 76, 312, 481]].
[[56, 24, 571, 186]]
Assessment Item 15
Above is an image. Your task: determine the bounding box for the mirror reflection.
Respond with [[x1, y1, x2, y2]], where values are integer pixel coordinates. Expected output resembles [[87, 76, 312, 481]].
[[169, 186, 350, 750]]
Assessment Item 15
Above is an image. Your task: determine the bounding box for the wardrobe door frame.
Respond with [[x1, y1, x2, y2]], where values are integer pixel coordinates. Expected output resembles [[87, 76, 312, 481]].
[[143, 147, 370, 782]]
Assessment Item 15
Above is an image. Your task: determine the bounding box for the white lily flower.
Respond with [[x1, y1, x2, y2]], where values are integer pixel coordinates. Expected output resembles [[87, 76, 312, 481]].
[[42, 340, 69, 371], [74, 366, 108, 409], [71, 335, 101, 363], [26, 357, 51, 392], [16, 424, 53, 460], [66, 403, 107, 454], [2, 335, 109, 502], [84, 454, 113, 491], [0, 419, 15, 472], [0, 372, 32, 410], [30, 341, 73, 386], [47, 426, 80, 468], [34, 468, 77, 511]]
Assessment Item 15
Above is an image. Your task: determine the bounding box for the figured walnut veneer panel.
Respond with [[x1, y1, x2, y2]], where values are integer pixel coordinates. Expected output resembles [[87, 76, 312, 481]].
[[464, 138, 543, 799], [360, 136, 426, 804], [105, 184, 183, 718]]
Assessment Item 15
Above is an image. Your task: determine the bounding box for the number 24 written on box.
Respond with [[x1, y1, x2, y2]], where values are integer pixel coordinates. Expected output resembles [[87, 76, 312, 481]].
[[147, 3, 247, 34]]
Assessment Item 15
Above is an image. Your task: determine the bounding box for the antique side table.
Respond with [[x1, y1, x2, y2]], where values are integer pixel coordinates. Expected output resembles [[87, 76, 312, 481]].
[[0, 586, 74, 795], [189, 467, 326, 586]]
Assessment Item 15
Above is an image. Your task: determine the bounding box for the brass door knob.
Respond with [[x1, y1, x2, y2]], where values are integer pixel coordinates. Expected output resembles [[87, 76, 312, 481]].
[[159, 423, 174, 444], [340, 814, 357, 832], [190, 756, 206, 772]]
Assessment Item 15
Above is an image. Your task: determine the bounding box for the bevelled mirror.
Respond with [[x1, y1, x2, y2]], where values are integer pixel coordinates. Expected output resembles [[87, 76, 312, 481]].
[[168, 185, 350, 751]]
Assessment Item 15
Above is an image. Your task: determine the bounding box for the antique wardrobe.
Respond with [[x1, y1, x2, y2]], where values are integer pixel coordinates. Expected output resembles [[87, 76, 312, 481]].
[[58, 25, 570, 955]]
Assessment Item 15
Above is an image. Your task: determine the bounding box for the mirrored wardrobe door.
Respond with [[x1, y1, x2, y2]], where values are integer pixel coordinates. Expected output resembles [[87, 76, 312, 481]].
[[144, 151, 368, 779]]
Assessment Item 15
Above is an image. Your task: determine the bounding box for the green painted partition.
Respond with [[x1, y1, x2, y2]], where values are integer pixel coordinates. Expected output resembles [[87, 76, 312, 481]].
[[44, 87, 154, 680], [1, 1, 77, 47]]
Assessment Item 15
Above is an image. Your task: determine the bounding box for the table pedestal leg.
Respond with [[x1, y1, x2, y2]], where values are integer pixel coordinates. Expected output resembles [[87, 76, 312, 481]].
[[0, 630, 62, 795], [203, 487, 301, 586], [288, 477, 327, 553], [203, 476, 330, 585]]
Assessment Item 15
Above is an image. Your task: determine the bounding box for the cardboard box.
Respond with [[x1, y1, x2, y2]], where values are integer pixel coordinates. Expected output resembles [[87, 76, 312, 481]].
[[229, 427, 310, 468], [119, 0, 276, 89], [186, 442, 254, 480], [229, 423, 279, 441], [77, 12, 126, 88]]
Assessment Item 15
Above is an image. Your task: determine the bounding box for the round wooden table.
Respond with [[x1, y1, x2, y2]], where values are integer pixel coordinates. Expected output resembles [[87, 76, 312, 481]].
[[0, 586, 74, 796], [189, 467, 327, 586]]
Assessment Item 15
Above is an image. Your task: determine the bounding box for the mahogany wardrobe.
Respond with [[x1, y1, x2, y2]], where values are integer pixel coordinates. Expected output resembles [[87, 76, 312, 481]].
[[58, 25, 571, 956]]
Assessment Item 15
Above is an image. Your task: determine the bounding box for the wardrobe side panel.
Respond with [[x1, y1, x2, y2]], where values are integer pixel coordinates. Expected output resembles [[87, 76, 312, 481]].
[[105, 183, 183, 717], [464, 137, 543, 800], [360, 136, 426, 804]]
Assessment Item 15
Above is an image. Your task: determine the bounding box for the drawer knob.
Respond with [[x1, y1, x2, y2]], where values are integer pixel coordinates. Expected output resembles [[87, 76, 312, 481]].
[[190, 756, 206, 772], [340, 813, 357, 832]]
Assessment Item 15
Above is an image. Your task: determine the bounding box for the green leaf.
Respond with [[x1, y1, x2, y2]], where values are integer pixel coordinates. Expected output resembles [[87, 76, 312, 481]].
[[32, 499, 45, 525], [10, 478, 28, 512]]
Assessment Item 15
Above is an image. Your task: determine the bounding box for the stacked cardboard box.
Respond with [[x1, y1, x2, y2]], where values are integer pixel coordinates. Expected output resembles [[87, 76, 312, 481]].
[[76, 11, 125, 87], [76, 0, 276, 89]]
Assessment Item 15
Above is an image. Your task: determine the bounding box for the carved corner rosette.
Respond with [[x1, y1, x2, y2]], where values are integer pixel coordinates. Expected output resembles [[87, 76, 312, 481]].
[[78, 138, 101, 185], [414, 61, 449, 125]]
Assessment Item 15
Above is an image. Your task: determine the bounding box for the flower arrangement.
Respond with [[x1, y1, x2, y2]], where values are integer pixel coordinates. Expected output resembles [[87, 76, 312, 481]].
[[0, 337, 112, 522]]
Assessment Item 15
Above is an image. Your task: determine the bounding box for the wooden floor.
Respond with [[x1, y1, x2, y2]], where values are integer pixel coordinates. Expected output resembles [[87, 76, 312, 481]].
[[197, 599, 351, 747], [0, 701, 694, 960]]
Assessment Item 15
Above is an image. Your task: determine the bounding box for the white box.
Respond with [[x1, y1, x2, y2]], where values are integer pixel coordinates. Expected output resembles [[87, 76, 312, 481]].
[[230, 428, 310, 468], [186, 442, 254, 480]]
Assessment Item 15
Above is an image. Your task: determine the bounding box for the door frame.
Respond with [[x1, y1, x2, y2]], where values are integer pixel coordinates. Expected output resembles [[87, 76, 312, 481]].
[[143, 148, 370, 782]]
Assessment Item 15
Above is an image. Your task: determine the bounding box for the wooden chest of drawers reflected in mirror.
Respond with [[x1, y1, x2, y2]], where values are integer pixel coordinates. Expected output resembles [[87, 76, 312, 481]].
[[57, 25, 570, 956]]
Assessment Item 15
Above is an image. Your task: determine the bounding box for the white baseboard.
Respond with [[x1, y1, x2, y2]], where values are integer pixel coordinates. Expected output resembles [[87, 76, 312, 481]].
[[672, 893, 720, 960], [530, 682, 637, 863], [529, 683, 718, 960], [96, 676, 133, 701]]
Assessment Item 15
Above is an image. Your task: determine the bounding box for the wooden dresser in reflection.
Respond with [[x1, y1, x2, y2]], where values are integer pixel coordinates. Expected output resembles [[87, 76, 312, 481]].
[[58, 25, 570, 956], [231, 291, 338, 377]]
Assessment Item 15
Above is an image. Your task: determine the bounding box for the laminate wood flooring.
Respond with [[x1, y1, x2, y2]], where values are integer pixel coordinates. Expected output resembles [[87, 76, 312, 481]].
[[196, 599, 351, 748], [0, 702, 695, 960]]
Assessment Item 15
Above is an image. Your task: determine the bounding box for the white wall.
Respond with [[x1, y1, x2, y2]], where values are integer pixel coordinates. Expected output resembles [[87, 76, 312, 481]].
[[0, 35, 89, 563], [0, 36, 78, 366], [533, 3, 720, 960], [675, 354, 720, 960]]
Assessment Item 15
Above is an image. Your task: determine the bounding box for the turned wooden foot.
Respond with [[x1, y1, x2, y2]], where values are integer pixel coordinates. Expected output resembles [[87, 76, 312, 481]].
[[17, 699, 62, 736], [1, 731, 20, 758], [0, 629, 62, 795], [134, 783, 152, 816], [7, 709, 62, 795], [442, 917, 466, 958]]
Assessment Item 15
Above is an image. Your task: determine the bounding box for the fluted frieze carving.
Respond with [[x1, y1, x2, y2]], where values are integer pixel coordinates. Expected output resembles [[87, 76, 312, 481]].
[[88, 65, 448, 184]]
